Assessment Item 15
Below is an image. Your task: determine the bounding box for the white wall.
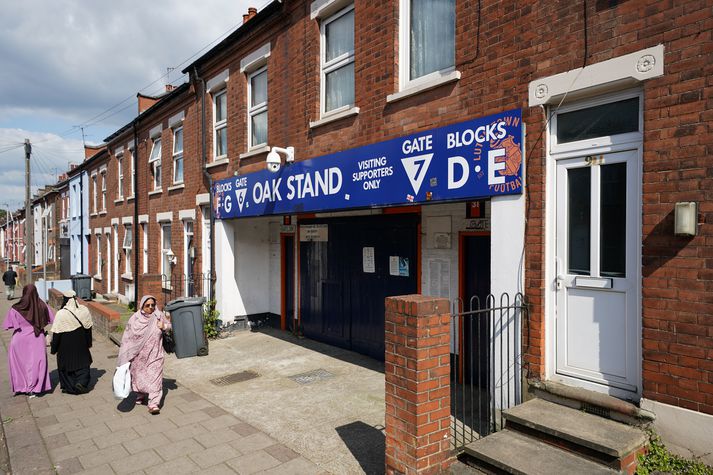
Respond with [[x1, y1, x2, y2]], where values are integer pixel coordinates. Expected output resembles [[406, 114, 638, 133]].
[[214, 217, 281, 324], [491, 194, 526, 409]]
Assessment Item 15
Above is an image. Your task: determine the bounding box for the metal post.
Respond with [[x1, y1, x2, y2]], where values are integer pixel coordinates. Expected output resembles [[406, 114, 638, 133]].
[[25, 139, 33, 285]]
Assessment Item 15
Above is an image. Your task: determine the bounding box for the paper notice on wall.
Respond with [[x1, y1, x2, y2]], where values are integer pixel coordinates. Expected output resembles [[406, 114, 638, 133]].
[[363, 247, 375, 273], [389, 256, 399, 276], [428, 258, 450, 299], [399, 257, 409, 277]]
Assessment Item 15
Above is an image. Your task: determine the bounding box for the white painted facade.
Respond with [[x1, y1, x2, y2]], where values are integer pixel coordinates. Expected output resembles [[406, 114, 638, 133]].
[[215, 216, 282, 323], [68, 171, 90, 276]]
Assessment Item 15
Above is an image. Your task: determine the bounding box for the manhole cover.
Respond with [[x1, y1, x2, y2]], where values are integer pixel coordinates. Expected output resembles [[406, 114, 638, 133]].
[[289, 368, 334, 385], [210, 371, 259, 386], [107, 355, 118, 359]]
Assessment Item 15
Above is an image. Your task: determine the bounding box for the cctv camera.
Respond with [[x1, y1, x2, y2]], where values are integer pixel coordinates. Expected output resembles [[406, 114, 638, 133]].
[[266, 150, 281, 173]]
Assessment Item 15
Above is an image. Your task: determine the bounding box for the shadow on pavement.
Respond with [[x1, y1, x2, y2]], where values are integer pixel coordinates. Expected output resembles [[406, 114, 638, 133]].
[[115, 378, 177, 412], [335, 420, 385, 475]]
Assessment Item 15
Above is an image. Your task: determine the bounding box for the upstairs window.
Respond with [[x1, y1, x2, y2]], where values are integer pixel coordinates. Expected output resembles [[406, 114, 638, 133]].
[[321, 5, 355, 116], [129, 149, 135, 196], [173, 127, 184, 184], [248, 67, 268, 149], [91, 175, 97, 213], [117, 154, 124, 199], [213, 90, 228, 159], [149, 138, 162, 190], [100, 171, 106, 211], [401, 0, 455, 87]]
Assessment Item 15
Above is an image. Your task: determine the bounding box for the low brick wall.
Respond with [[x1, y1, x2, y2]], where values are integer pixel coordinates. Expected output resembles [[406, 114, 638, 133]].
[[48, 288, 121, 337]]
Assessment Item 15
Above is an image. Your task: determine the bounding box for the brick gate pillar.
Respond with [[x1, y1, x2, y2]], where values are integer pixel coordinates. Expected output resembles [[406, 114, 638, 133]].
[[385, 295, 453, 475]]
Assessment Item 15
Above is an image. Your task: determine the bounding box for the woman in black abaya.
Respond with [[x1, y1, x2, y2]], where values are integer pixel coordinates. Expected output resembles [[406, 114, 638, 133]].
[[50, 290, 93, 394]]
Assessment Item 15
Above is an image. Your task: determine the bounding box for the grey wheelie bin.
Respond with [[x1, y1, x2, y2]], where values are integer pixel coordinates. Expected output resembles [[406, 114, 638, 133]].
[[165, 297, 208, 359], [71, 274, 92, 301]]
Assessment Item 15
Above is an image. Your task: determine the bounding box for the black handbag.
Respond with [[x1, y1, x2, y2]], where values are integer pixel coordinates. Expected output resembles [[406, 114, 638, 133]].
[[162, 329, 175, 354]]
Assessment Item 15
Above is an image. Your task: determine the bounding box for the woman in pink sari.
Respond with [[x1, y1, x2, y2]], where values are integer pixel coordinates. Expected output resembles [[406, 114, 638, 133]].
[[117, 295, 171, 414], [2, 284, 55, 396]]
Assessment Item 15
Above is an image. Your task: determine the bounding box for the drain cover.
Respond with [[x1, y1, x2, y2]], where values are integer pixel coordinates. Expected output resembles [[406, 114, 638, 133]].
[[210, 371, 259, 386], [107, 355, 118, 359], [289, 368, 334, 385]]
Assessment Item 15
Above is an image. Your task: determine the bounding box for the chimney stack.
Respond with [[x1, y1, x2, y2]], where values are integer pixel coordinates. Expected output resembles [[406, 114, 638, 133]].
[[165, 84, 176, 92], [243, 6, 257, 24]]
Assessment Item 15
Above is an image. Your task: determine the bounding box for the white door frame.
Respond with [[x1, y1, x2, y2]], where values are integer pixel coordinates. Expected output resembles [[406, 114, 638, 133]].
[[545, 89, 643, 400]]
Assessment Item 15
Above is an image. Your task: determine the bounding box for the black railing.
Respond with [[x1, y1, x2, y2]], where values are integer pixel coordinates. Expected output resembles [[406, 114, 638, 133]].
[[450, 292, 527, 453], [160, 272, 214, 305]]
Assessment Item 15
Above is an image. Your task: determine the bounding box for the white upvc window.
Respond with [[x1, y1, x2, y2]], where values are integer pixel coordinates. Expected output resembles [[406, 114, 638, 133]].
[[248, 67, 268, 149], [173, 127, 184, 184], [213, 90, 228, 159], [100, 171, 106, 211], [117, 154, 124, 199], [399, 0, 455, 89], [160, 223, 172, 282], [91, 175, 97, 213], [129, 149, 135, 196], [320, 5, 355, 116], [149, 138, 162, 190], [123, 224, 132, 275]]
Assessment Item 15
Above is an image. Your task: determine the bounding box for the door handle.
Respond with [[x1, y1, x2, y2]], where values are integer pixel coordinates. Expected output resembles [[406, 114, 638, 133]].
[[555, 258, 564, 289]]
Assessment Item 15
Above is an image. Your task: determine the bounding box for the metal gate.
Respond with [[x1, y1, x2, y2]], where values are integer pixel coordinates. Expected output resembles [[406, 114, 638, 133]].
[[450, 292, 527, 453]]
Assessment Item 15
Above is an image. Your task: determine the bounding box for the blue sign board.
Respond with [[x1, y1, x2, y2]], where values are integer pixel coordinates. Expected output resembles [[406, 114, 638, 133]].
[[213, 109, 523, 219]]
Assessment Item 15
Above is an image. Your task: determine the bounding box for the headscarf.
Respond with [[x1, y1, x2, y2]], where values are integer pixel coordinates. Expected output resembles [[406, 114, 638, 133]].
[[117, 295, 162, 366], [51, 294, 93, 334], [12, 284, 50, 337]]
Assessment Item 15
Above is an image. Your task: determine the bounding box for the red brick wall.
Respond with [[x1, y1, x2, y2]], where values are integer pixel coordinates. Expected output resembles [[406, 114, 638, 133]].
[[188, 0, 712, 413], [385, 295, 453, 474]]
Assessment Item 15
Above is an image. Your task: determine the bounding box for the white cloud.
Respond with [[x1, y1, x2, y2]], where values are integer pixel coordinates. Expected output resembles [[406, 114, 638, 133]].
[[0, 0, 257, 211]]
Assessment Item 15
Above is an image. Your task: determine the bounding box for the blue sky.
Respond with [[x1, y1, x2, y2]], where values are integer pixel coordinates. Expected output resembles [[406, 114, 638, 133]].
[[0, 0, 257, 210]]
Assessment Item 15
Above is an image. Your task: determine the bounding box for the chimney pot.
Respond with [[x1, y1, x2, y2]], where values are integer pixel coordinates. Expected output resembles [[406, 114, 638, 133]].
[[243, 13, 250, 23], [248, 6, 257, 16], [165, 84, 175, 92]]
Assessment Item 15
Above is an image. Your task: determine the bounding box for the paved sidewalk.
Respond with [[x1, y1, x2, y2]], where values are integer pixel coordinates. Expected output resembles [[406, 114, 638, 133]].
[[0, 297, 323, 475]]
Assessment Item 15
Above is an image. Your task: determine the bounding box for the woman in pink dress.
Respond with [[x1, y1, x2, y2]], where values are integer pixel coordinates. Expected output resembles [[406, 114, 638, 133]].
[[117, 295, 171, 414], [2, 284, 55, 396]]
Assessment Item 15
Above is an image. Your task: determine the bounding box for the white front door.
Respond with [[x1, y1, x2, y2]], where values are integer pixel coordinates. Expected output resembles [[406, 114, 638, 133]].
[[555, 150, 639, 396]]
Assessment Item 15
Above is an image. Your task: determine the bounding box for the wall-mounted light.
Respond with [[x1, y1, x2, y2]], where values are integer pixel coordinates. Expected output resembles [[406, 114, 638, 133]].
[[674, 202, 697, 237], [266, 146, 294, 173]]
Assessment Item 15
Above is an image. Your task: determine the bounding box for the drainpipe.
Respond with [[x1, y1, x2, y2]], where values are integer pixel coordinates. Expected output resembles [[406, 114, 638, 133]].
[[133, 120, 139, 302], [194, 66, 215, 304], [79, 171, 84, 275]]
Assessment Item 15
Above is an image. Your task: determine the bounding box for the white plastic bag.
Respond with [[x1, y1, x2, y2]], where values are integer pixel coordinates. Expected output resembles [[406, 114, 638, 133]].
[[112, 362, 131, 399]]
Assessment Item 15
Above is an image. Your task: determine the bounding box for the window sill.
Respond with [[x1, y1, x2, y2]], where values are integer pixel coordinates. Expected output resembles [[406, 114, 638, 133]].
[[99, 211, 107, 216], [93, 275, 102, 281], [167, 183, 185, 191], [114, 198, 124, 204], [126, 196, 135, 202], [310, 107, 360, 129], [239, 145, 270, 159], [148, 189, 163, 197], [205, 158, 229, 170], [386, 70, 461, 104], [90, 213, 98, 217], [121, 273, 133, 281]]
